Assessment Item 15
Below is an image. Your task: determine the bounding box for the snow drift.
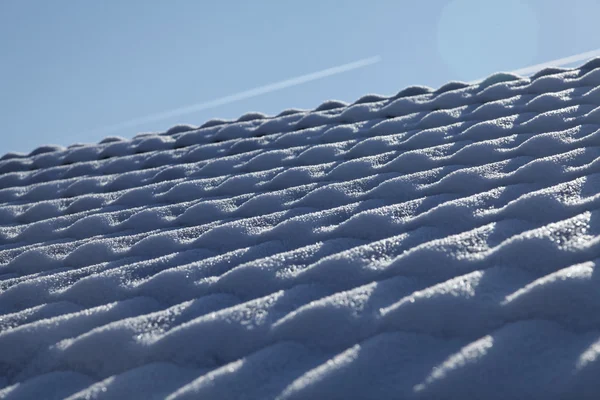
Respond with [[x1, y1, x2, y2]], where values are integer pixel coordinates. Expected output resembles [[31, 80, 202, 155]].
[[3, 59, 600, 399]]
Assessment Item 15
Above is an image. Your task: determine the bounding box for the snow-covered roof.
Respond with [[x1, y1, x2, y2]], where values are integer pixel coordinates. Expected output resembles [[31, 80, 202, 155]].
[[3, 58, 600, 399]]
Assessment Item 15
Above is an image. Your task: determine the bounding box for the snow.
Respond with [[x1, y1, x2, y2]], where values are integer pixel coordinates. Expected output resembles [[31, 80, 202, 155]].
[[3, 60, 600, 399]]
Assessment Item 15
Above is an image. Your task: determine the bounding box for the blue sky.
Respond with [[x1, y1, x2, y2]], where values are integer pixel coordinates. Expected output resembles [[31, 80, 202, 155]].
[[1, 0, 599, 155]]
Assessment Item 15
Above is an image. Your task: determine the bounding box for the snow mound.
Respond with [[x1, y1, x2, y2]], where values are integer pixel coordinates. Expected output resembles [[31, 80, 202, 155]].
[[3, 59, 600, 399]]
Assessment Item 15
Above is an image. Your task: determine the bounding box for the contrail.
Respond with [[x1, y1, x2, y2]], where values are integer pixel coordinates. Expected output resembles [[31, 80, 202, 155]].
[[509, 48, 600, 76], [90, 56, 382, 136], [469, 48, 600, 84]]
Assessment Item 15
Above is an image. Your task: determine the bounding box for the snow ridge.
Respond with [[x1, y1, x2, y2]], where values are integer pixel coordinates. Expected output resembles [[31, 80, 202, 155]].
[[2, 60, 600, 399]]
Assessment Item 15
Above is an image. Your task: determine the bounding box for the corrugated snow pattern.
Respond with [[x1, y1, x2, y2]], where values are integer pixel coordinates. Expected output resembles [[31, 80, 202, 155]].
[[3, 59, 600, 399]]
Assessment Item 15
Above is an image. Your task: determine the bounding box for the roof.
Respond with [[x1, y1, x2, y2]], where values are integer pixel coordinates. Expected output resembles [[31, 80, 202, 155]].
[[3, 58, 600, 399]]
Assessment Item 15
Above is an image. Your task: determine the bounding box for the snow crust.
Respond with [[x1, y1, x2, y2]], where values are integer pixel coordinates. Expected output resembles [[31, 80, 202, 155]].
[[3, 61, 600, 398]]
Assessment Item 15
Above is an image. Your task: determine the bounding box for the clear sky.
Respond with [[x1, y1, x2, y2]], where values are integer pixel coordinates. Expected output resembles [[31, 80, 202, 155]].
[[1, 0, 599, 155]]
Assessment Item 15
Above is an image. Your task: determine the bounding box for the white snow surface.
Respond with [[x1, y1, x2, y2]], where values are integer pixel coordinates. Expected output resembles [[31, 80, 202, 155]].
[[3, 59, 600, 399]]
